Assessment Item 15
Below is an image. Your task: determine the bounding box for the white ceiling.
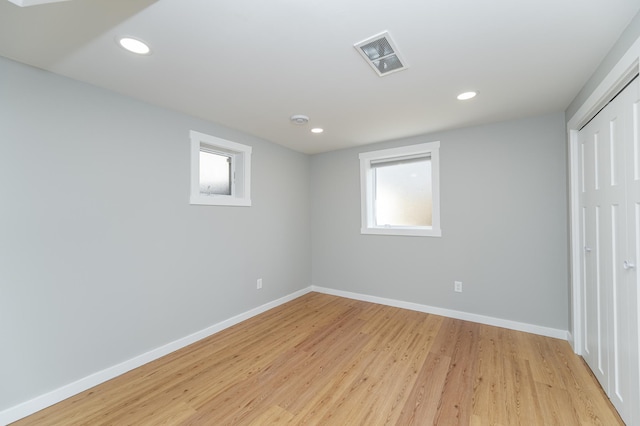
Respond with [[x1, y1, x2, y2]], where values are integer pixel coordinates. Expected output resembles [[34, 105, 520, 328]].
[[1, 0, 639, 154]]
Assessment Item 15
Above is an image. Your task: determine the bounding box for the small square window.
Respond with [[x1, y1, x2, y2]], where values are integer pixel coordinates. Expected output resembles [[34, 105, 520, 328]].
[[360, 142, 441, 237], [190, 131, 252, 207]]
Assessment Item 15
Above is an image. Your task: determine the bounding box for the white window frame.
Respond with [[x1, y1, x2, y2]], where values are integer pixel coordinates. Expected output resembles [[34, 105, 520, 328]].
[[189, 130, 252, 207], [359, 141, 441, 237]]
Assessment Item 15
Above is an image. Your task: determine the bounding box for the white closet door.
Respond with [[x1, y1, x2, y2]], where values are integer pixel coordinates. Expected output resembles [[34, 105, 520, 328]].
[[580, 101, 616, 391], [581, 205, 603, 386], [579, 78, 639, 426]]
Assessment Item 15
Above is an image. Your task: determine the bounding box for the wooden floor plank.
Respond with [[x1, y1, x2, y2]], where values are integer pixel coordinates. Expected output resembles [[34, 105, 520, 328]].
[[396, 351, 452, 425], [432, 320, 480, 426], [11, 292, 624, 426], [472, 326, 510, 425]]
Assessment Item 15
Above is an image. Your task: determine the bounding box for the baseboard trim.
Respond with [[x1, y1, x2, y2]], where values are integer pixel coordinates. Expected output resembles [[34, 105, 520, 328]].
[[311, 286, 569, 340], [0, 287, 312, 426]]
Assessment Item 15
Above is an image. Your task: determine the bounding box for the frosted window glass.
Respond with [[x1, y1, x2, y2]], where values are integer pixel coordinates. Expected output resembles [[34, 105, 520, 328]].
[[374, 159, 432, 226], [199, 151, 231, 195]]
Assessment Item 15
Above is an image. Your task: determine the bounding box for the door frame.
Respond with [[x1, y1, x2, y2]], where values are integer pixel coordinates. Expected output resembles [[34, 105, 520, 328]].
[[566, 37, 640, 354]]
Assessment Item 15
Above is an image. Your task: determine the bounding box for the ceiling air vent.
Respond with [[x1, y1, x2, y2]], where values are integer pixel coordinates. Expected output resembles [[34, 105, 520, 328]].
[[354, 31, 407, 77]]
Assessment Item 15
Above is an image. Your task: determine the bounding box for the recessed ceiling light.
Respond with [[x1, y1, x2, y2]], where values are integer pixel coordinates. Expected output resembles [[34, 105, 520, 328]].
[[457, 91, 477, 100], [311, 128, 324, 134], [118, 37, 151, 55], [8, 0, 71, 6]]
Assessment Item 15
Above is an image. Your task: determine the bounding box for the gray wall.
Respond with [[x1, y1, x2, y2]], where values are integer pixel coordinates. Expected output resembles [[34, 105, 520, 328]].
[[566, 10, 640, 121], [311, 113, 569, 330], [0, 56, 311, 410]]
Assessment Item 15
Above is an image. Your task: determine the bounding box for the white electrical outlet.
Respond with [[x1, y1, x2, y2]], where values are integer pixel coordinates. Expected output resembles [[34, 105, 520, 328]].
[[454, 281, 463, 293], [257, 278, 263, 289]]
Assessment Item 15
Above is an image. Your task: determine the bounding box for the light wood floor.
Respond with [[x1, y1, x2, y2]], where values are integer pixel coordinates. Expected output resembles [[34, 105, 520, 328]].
[[14, 292, 623, 425]]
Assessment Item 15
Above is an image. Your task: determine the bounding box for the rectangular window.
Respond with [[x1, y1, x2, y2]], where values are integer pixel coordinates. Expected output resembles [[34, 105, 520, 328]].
[[360, 142, 441, 236], [190, 131, 252, 206]]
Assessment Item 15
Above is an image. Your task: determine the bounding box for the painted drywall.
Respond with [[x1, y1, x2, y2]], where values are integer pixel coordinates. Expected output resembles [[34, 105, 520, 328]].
[[311, 113, 569, 330], [0, 56, 310, 411], [566, 10, 640, 121]]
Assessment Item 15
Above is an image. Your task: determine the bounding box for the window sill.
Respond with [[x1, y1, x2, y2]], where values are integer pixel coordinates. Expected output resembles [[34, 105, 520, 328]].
[[361, 226, 442, 237], [190, 194, 251, 207]]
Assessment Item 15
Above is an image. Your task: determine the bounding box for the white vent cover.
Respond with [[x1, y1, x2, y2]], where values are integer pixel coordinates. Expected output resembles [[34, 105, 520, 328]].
[[354, 31, 407, 77]]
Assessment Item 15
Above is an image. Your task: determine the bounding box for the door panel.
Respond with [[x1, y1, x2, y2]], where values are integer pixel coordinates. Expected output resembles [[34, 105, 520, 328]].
[[580, 110, 611, 390]]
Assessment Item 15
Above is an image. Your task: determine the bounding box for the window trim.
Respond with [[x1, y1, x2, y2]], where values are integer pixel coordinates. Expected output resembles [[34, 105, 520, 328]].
[[189, 130, 252, 207], [359, 141, 441, 237]]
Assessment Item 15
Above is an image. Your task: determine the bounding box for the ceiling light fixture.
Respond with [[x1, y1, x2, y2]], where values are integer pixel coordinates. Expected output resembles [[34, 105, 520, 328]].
[[311, 128, 324, 134], [290, 115, 309, 125], [118, 37, 151, 55], [457, 91, 477, 100]]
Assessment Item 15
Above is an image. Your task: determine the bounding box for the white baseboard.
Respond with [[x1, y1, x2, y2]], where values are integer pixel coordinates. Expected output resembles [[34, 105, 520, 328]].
[[311, 286, 569, 340], [0, 287, 312, 426]]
